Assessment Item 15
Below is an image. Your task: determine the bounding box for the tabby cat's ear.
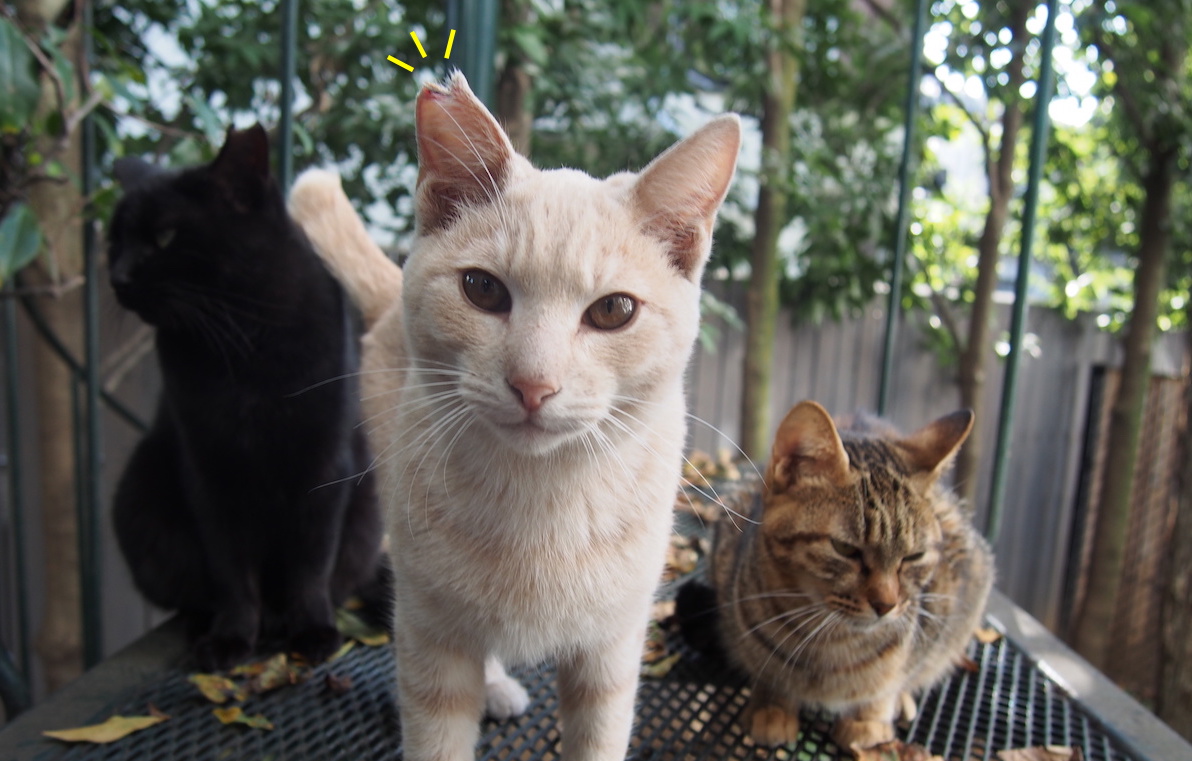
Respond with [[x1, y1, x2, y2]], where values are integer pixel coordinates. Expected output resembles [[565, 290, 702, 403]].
[[767, 401, 851, 491], [899, 410, 974, 479], [209, 123, 272, 211], [632, 115, 741, 281], [415, 71, 516, 233]]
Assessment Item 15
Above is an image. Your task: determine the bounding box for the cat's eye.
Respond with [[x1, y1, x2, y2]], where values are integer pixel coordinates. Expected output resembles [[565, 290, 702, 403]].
[[585, 293, 636, 330], [155, 227, 176, 248], [903, 552, 925, 563], [830, 539, 862, 560], [462, 269, 511, 313]]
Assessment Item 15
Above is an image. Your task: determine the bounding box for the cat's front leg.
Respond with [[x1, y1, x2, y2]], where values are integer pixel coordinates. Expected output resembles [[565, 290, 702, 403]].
[[745, 681, 801, 747], [556, 626, 642, 761], [395, 627, 486, 761], [196, 591, 260, 671], [831, 694, 898, 751]]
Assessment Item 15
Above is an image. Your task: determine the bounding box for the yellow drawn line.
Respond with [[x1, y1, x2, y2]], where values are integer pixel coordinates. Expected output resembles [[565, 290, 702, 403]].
[[445, 29, 456, 59], [387, 55, 414, 72], [410, 31, 428, 58]]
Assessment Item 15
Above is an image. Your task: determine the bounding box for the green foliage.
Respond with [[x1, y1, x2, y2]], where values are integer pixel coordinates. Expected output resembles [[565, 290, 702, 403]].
[[0, 201, 42, 285], [0, 17, 40, 133]]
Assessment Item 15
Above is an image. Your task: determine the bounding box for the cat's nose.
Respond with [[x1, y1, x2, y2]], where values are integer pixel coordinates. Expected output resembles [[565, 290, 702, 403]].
[[508, 378, 559, 413], [870, 598, 896, 617]]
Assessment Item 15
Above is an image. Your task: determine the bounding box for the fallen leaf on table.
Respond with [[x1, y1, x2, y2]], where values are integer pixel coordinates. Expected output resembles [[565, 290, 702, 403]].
[[247, 653, 302, 694], [642, 621, 668, 663], [641, 652, 682, 679], [188, 673, 246, 704], [956, 655, 980, 673], [652, 600, 676, 624], [325, 673, 353, 696], [849, 740, 941, 761], [997, 747, 1082, 761], [329, 639, 356, 662], [213, 706, 275, 730], [43, 715, 167, 744], [147, 704, 170, 720], [974, 626, 1003, 644], [336, 608, 390, 646]]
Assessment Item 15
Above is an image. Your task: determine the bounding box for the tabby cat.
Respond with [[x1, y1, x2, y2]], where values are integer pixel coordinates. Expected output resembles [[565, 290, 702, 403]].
[[680, 400, 993, 750], [108, 125, 386, 671], [288, 73, 740, 761]]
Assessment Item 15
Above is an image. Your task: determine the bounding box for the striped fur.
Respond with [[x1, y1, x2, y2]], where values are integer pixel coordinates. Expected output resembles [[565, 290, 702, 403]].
[[709, 401, 994, 750]]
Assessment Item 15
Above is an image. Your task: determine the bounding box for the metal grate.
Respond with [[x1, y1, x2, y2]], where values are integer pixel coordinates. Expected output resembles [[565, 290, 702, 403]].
[[23, 615, 1141, 761]]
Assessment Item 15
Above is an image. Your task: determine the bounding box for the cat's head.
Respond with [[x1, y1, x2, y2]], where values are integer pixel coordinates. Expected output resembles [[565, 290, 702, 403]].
[[107, 124, 287, 326], [760, 401, 974, 627], [401, 73, 741, 455]]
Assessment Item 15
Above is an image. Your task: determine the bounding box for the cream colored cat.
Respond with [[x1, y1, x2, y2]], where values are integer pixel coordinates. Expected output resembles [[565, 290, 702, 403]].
[[289, 73, 740, 761]]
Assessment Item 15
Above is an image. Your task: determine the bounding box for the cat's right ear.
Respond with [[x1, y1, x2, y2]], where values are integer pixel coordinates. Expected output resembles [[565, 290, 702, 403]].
[[415, 71, 516, 233], [113, 157, 159, 191], [767, 401, 851, 491]]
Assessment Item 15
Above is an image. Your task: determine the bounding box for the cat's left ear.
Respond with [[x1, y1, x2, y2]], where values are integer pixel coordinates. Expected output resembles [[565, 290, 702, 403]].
[[632, 115, 741, 281], [209, 123, 273, 211], [899, 410, 974, 479]]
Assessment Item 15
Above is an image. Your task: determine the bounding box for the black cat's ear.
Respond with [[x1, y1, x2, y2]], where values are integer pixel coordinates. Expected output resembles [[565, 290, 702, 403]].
[[414, 71, 517, 233], [209, 123, 273, 210], [113, 157, 160, 191], [631, 114, 741, 282], [900, 410, 974, 479], [767, 401, 851, 492]]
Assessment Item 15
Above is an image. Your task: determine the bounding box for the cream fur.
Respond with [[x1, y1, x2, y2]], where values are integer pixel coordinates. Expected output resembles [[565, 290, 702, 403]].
[[290, 72, 740, 761]]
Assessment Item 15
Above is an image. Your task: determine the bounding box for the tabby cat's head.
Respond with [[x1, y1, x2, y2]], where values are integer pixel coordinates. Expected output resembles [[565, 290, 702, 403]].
[[760, 401, 974, 627], [401, 73, 741, 455], [107, 125, 288, 326]]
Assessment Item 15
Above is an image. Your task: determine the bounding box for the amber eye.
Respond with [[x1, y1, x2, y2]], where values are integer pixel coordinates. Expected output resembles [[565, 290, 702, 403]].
[[831, 539, 862, 560], [462, 269, 511, 313], [155, 228, 176, 248], [585, 293, 636, 330]]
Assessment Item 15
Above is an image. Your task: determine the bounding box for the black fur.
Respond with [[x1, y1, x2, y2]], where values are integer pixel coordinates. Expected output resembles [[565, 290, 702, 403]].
[[108, 125, 387, 671], [675, 579, 725, 661]]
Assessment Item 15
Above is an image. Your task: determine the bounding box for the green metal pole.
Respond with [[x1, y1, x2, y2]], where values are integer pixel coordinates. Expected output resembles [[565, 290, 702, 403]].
[[877, 0, 928, 415], [445, 0, 498, 107], [79, 0, 103, 668], [278, 0, 298, 189], [2, 290, 30, 689], [985, 0, 1059, 542]]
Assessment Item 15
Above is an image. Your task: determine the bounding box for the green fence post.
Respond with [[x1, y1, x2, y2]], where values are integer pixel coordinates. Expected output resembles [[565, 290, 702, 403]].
[[445, 0, 498, 107]]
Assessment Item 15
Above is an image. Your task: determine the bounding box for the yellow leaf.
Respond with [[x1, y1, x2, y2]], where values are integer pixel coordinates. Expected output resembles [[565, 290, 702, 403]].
[[329, 639, 355, 662], [641, 651, 682, 679], [212, 706, 274, 730], [188, 673, 245, 704], [997, 747, 1079, 761], [336, 608, 390, 646], [974, 626, 1003, 644], [248, 653, 296, 693], [43, 715, 166, 744]]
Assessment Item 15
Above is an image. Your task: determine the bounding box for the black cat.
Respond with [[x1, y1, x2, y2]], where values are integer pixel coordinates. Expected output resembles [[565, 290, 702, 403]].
[[108, 125, 387, 671]]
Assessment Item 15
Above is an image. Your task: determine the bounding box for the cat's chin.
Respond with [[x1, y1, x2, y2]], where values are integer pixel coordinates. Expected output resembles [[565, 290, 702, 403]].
[[486, 419, 583, 456]]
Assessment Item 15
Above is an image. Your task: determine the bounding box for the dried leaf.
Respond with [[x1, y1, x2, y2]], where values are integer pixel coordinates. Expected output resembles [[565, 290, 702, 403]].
[[213, 706, 274, 731], [325, 673, 353, 696], [651, 600, 676, 624], [188, 674, 245, 704], [147, 704, 170, 720], [997, 747, 1080, 761], [641, 652, 682, 679], [329, 639, 356, 662], [974, 626, 1003, 644], [336, 608, 390, 647], [247, 653, 298, 694], [43, 715, 166, 744], [957, 655, 980, 673], [642, 621, 668, 663]]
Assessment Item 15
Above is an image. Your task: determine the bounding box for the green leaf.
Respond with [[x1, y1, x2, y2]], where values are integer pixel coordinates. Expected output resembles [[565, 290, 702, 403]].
[[43, 33, 76, 104], [510, 27, 548, 67], [0, 203, 44, 285], [0, 18, 40, 133], [184, 93, 224, 144]]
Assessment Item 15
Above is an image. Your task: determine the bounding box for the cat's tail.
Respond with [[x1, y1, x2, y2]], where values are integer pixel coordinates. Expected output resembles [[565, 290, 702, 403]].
[[288, 169, 402, 329]]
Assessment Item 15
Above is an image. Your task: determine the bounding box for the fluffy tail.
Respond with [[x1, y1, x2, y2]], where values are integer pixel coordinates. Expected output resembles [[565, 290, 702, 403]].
[[288, 169, 402, 328]]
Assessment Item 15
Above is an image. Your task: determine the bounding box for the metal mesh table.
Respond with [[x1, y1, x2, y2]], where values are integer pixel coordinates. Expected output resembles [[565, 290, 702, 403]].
[[0, 594, 1168, 761]]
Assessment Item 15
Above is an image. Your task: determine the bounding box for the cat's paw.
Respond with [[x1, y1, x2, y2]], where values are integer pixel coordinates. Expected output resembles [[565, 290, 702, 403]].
[[831, 719, 895, 751], [289, 625, 343, 664], [484, 671, 530, 720], [749, 705, 801, 747], [195, 634, 254, 671], [897, 691, 918, 722]]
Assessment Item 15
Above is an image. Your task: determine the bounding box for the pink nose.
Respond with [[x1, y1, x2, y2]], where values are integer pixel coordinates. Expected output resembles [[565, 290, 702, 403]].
[[508, 379, 559, 413]]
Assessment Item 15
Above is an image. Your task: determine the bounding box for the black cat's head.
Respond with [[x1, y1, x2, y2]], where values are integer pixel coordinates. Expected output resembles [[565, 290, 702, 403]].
[[107, 124, 288, 326]]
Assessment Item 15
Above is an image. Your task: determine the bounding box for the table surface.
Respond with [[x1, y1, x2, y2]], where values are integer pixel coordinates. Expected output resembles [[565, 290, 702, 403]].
[[3, 589, 1189, 761]]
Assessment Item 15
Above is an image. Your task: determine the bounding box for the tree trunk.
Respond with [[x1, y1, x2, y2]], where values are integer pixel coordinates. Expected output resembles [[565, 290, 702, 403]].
[[1070, 147, 1175, 672], [495, 0, 532, 157], [14, 0, 87, 693], [952, 0, 1030, 509], [740, 0, 804, 460], [1157, 323, 1192, 739]]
